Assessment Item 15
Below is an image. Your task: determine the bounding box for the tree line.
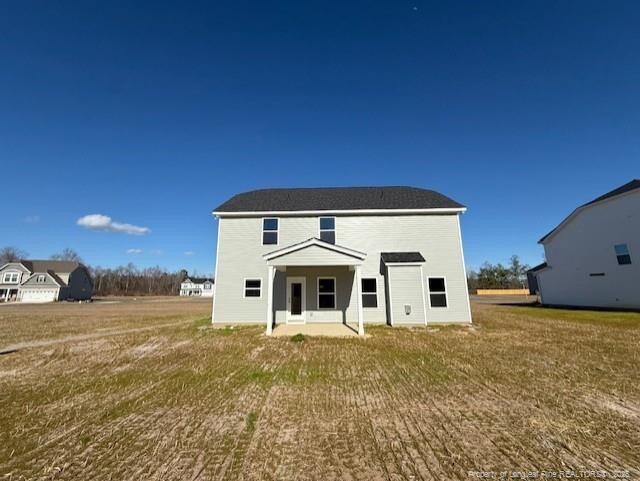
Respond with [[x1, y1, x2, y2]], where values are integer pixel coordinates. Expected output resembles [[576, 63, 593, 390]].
[[467, 255, 531, 291], [2, 245, 530, 295], [1, 246, 192, 297]]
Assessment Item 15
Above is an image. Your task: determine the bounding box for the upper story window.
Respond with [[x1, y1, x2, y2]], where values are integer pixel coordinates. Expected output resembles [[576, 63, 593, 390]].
[[204, 283, 212, 290], [428, 277, 448, 308], [36, 275, 46, 283], [614, 244, 632, 265], [262, 218, 278, 245], [2, 272, 19, 283], [319, 217, 336, 244]]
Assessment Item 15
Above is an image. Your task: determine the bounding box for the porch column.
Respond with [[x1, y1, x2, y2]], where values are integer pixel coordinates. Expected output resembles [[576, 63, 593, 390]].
[[266, 265, 275, 335], [355, 265, 364, 336]]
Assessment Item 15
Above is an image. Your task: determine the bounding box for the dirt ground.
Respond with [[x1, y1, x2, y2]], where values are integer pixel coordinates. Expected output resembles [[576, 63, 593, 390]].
[[1, 297, 639, 480]]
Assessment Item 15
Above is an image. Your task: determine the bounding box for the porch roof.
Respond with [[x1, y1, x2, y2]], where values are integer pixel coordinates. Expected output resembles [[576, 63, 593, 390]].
[[263, 238, 366, 266]]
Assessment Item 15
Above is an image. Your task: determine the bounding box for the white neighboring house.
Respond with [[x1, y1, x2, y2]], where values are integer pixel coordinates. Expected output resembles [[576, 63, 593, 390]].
[[180, 277, 214, 297], [211, 186, 472, 336], [0, 260, 93, 303], [529, 179, 639, 309]]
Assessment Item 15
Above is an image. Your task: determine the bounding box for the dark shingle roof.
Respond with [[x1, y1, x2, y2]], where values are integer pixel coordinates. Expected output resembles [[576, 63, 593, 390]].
[[214, 187, 464, 213], [584, 179, 640, 206], [185, 277, 214, 284], [20, 260, 83, 274], [539, 179, 640, 243], [381, 252, 426, 263], [527, 262, 548, 273]]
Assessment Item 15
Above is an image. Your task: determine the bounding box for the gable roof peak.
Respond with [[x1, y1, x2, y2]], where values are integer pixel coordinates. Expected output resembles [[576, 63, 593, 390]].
[[539, 179, 640, 243]]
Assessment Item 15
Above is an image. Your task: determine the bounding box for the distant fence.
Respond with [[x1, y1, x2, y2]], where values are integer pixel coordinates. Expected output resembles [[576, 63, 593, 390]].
[[476, 289, 530, 296]]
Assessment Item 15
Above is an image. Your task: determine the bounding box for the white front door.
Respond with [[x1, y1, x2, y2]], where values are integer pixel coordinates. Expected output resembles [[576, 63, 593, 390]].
[[286, 277, 306, 323]]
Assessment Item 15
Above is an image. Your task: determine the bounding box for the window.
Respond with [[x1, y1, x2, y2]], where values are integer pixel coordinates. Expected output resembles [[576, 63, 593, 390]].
[[262, 218, 278, 245], [318, 217, 336, 244], [36, 275, 46, 283], [614, 244, 632, 265], [2, 272, 19, 283], [361, 278, 378, 308], [244, 279, 262, 298], [317, 277, 336, 309], [428, 277, 448, 308], [204, 283, 212, 290]]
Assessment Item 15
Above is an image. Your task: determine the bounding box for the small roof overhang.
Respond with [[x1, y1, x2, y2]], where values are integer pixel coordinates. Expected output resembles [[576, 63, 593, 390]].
[[527, 262, 549, 274], [263, 238, 366, 266], [381, 252, 425, 266]]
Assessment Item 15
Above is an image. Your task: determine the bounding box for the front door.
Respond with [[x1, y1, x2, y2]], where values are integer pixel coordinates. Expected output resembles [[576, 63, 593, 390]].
[[286, 277, 306, 323]]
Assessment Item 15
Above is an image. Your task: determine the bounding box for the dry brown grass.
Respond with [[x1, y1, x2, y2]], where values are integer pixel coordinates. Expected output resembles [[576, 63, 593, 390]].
[[1, 298, 639, 480]]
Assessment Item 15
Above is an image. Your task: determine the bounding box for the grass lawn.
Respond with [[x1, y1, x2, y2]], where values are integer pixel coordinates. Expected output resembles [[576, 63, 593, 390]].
[[1, 298, 639, 480]]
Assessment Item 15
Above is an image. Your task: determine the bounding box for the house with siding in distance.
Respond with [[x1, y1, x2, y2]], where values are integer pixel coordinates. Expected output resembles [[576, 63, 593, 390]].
[[0, 260, 93, 303], [211, 186, 472, 335], [529, 179, 639, 309], [180, 276, 214, 297]]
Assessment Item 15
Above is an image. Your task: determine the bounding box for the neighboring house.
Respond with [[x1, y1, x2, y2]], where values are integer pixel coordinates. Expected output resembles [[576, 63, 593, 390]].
[[529, 179, 639, 309], [180, 277, 214, 297], [0, 260, 93, 303], [212, 186, 472, 336]]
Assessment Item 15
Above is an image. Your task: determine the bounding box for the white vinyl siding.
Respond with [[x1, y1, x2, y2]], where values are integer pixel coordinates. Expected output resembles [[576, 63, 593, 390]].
[[387, 266, 425, 324], [538, 189, 640, 309], [213, 214, 471, 324]]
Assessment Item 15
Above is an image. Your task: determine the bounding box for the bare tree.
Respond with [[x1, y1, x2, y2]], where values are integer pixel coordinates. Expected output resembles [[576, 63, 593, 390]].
[[50, 248, 83, 263], [89, 264, 189, 296], [0, 246, 28, 264]]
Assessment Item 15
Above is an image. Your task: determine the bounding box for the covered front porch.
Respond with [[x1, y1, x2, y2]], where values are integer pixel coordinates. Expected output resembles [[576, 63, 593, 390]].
[[263, 238, 367, 337], [0, 288, 19, 302]]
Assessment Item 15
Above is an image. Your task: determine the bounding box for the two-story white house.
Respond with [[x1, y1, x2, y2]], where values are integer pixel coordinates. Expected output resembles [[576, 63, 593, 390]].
[[180, 277, 214, 297], [211, 186, 472, 335], [529, 179, 639, 309]]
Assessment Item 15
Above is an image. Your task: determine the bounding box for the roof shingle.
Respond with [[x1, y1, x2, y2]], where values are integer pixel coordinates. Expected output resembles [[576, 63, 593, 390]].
[[214, 186, 464, 213], [381, 252, 426, 263]]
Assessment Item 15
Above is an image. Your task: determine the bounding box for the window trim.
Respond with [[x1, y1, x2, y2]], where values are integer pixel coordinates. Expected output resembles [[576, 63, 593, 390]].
[[243, 278, 263, 298], [427, 276, 448, 309], [36, 274, 46, 283], [2, 272, 20, 283], [317, 276, 337, 309], [361, 277, 378, 308], [261, 217, 279, 246], [614, 243, 632, 265], [318, 216, 337, 244]]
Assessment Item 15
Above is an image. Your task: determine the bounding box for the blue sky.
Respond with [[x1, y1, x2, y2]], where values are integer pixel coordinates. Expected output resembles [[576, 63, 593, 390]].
[[2, 1, 639, 275]]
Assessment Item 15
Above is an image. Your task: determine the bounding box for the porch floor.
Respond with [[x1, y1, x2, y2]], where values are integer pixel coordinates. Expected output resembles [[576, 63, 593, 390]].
[[271, 323, 362, 338]]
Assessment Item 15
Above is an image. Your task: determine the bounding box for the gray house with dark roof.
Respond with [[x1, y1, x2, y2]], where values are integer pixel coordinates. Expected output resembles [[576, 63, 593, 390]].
[[0, 260, 93, 303], [212, 186, 472, 335]]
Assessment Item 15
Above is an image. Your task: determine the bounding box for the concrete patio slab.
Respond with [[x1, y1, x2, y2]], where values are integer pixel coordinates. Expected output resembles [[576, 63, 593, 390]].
[[271, 323, 364, 338]]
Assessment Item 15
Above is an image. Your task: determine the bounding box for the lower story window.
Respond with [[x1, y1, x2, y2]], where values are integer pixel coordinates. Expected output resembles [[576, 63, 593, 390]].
[[244, 279, 262, 298], [428, 277, 447, 308], [318, 277, 336, 309], [361, 278, 378, 308]]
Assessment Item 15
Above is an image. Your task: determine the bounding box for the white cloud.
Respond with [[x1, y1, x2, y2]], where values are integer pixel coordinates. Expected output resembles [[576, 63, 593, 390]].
[[127, 248, 143, 254], [184, 251, 195, 256], [24, 215, 40, 224], [77, 214, 150, 236]]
